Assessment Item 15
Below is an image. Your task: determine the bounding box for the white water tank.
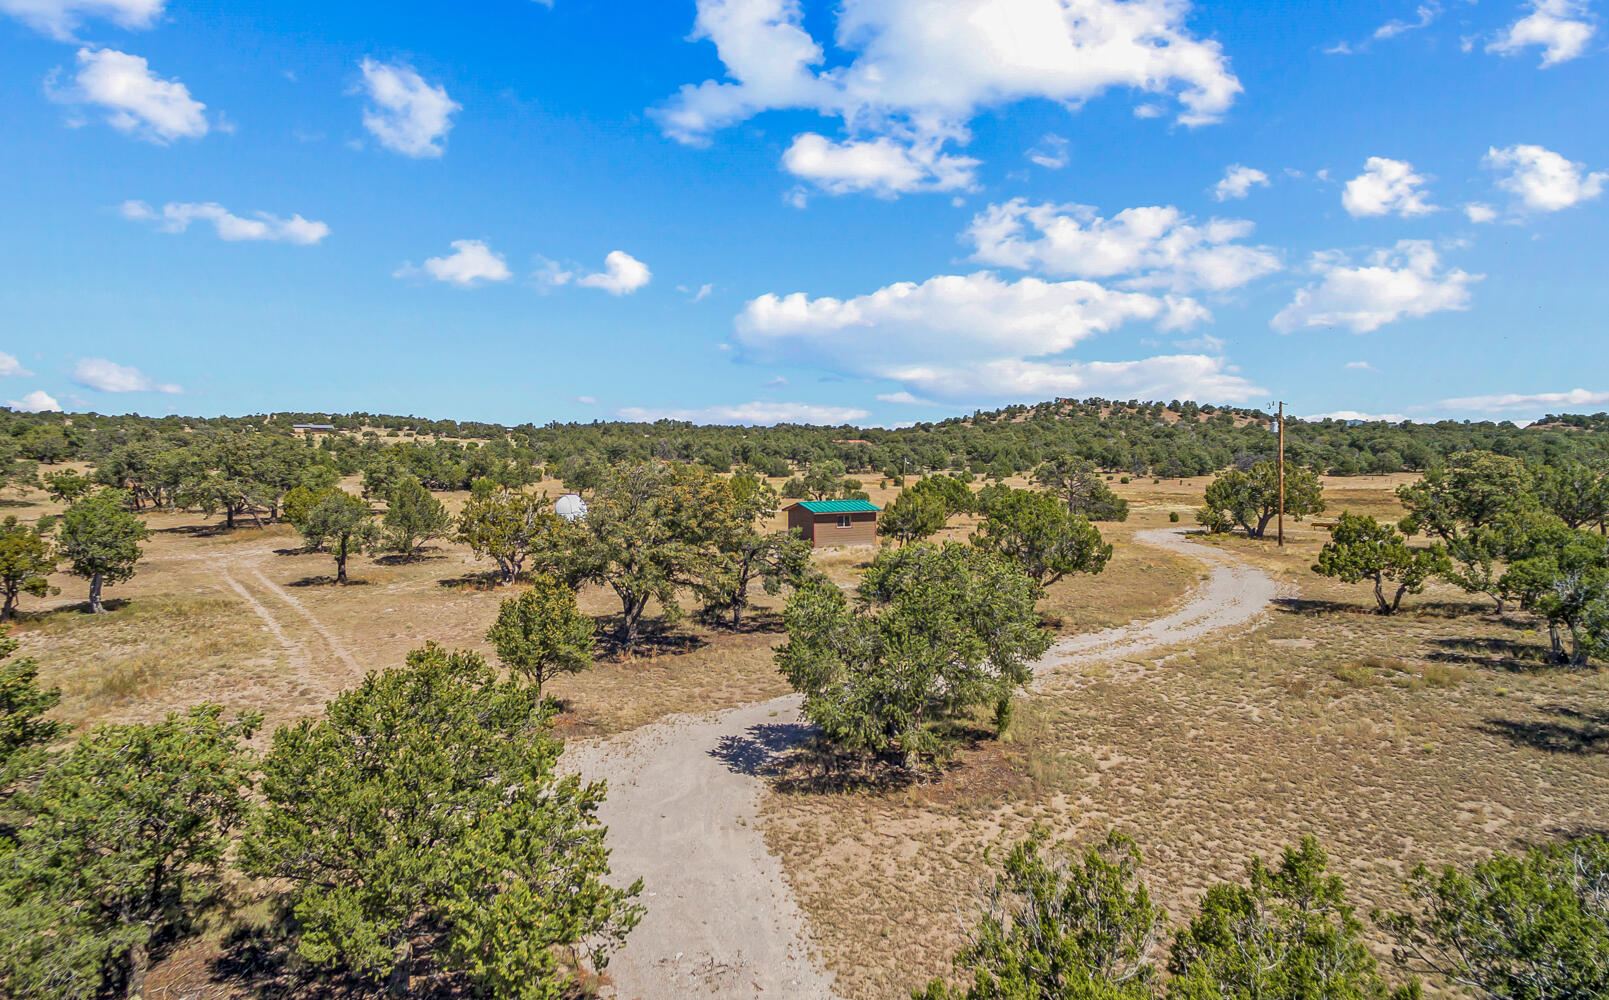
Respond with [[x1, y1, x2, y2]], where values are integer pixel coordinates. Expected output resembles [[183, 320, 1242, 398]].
[[555, 494, 588, 522]]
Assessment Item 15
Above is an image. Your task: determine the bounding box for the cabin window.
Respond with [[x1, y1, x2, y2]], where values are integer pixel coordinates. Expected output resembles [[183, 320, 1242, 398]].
[[837, 514, 851, 528]]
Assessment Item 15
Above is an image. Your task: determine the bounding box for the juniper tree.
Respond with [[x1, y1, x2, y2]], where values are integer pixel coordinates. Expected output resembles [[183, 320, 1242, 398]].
[[243, 644, 642, 997], [56, 489, 147, 613], [1313, 513, 1450, 615], [486, 577, 595, 697]]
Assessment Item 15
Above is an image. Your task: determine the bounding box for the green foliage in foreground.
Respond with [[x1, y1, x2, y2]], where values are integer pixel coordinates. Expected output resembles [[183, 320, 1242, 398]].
[[1379, 835, 1609, 1000], [922, 834, 1414, 1000], [778, 543, 1051, 769], [1168, 837, 1412, 1000], [0, 705, 259, 1000], [0, 628, 62, 815], [915, 831, 1166, 1000], [243, 644, 642, 997], [1314, 513, 1450, 615]]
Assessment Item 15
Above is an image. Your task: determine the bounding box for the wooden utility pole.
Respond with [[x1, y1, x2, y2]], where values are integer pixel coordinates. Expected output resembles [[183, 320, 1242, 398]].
[[1277, 400, 1286, 547]]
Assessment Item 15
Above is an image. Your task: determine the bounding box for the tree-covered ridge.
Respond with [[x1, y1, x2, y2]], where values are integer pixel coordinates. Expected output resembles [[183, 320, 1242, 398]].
[[5, 398, 1609, 483]]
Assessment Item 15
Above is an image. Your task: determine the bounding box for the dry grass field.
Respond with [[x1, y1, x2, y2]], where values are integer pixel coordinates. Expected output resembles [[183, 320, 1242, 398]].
[[759, 477, 1609, 999], [12, 468, 1604, 999]]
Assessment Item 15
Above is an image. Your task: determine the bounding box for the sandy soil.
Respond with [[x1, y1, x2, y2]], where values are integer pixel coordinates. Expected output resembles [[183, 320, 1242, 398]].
[[562, 528, 1279, 1000]]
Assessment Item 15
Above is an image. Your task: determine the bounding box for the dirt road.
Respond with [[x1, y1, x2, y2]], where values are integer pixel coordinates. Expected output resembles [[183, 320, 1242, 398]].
[[563, 528, 1280, 1000]]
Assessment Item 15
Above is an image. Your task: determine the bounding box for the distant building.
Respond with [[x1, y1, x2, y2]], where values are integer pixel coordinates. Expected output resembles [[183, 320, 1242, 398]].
[[555, 494, 588, 521], [292, 424, 336, 432], [786, 499, 881, 549]]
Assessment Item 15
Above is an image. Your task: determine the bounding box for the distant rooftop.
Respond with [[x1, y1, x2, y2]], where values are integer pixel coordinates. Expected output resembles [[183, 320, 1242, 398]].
[[790, 499, 881, 514]]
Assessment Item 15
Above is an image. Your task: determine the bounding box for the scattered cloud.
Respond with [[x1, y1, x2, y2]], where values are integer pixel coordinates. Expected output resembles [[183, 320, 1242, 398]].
[[1484, 143, 1606, 213], [764, 375, 789, 387], [1375, 4, 1440, 39], [966, 199, 1281, 294], [1213, 164, 1269, 201], [734, 270, 1262, 403], [119, 200, 330, 244], [395, 239, 511, 288], [54, 47, 207, 143], [876, 390, 936, 405], [575, 251, 652, 296], [1026, 134, 1070, 170], [0, 353, 33, 377], [1487, 0, 1596, 66], [1272, 239, 1480, 334], [6, 390, 61, 413], [1342, 157, 1436, 217], [656, 0, 1240, 197], [1306, 410, 1408, 422], [1463, 202, 1499, 223], [616, 401, 871, 425], [782, 133, 978, 197], [691, 283, 714, 302], [1436, 387, 1609, 413], [72, 357, 181, 393], [576, 395, 597, 404], [1345, 360, 1378, 371], [358, 59, 459, 158], [1, 0, 162, 39]]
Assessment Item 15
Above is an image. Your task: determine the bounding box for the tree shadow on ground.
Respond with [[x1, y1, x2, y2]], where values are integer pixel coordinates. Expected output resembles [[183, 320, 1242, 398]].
[[372, 551, 446, 567], [710, 721, 816, 777], [435, 570, 504, 591], [594, 624, 709, 661], [693, 609, 787, 636], [1274, 597, 1489, 620], [1428, 635, 1556, 673], [1479, 705, 1609, 754], [154, 522, 239, 538], [208, 921, 467, 1000], [752, 724, 995, 795], [285, 576, 372, 588], [16, 598, 132, 621], [1273, 598, 1375, 617]]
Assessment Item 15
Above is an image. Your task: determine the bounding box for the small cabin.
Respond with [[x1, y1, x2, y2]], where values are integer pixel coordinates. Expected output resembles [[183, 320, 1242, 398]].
[[786, 499, 881, 549]]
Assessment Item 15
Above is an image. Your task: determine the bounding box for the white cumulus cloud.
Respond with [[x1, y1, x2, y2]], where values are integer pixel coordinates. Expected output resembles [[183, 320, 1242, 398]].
[[1437, 388, 1609, 413], [576, 251, 652, 295], [6, 390, 61, 413], [119, 200, 330, 244], [1, 0, 162, 39], [656, 0, 1241, 197], [396, 240, 511, 288], [734, 270, 1260, 404], [358, 59, 459, 158], [1272, 240, 1480, 334], [1487, 0, 1596, 66], [1342, 157, 1437, 217], [1463, 202, 1498, 223], [55, 47, 207, 143], [0, 353, 33, 377], [73, 357, 181, 394], [966, 199, 1281, 293], [782, 133, 979, 196], [1213, 164, 1269, 201], [616, 401, 871, 425], [1484, 143, 1606, 213], [1306, 410, 1408, 422]]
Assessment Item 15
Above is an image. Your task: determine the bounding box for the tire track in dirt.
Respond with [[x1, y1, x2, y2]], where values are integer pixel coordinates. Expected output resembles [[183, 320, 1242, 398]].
[[563, 529, 1281, 1000], [244, 565, 364, 680], [219, 567, 301, 655]]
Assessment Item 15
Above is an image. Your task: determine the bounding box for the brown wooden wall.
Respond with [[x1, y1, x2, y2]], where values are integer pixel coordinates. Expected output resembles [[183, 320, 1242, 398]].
[[810, 511, 878, 548]]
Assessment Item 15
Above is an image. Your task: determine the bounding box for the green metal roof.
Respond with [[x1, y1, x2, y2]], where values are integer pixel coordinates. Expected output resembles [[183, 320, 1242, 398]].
[[792, 499, 882, 514]]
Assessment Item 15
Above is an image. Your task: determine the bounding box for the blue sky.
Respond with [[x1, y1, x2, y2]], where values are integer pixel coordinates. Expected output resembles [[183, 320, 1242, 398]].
[[0, 0, 1604, 427]]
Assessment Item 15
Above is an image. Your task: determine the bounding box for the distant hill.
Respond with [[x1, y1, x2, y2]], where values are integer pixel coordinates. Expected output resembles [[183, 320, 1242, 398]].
[[7, 398, 1609, 481]]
